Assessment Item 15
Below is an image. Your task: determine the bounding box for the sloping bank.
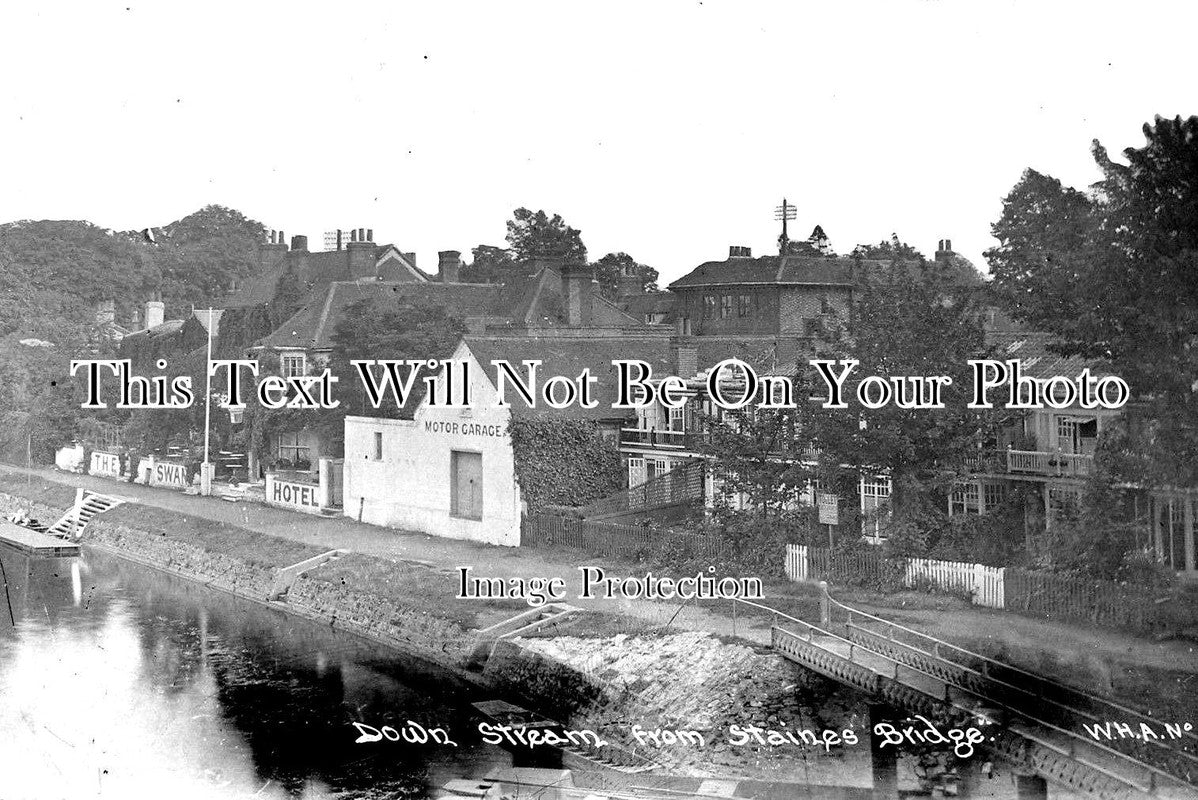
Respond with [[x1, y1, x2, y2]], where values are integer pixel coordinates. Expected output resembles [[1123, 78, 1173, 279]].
[[0, 490, 863, 779]]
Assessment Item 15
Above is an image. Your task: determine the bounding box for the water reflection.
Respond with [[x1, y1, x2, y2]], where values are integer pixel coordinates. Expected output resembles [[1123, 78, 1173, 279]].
[[0, 547, 505, 800]]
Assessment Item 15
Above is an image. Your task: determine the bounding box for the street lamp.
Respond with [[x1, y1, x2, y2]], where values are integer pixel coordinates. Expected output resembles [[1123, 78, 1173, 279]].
[[200, 308, 215, 496]]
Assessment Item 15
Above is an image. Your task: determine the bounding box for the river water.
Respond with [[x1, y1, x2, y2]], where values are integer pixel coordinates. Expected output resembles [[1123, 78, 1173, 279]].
[[0, 547, 519, 800]]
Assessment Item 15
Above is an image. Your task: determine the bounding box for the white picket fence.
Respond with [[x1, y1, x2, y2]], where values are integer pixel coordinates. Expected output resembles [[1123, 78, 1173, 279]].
[[785, 544, 1006, 609]]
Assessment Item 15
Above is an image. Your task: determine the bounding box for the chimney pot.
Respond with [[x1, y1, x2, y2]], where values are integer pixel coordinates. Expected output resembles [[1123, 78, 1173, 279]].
[[945, 239, 952, 252], [729, 245, 752, 258], [367, 228, 373, 242]]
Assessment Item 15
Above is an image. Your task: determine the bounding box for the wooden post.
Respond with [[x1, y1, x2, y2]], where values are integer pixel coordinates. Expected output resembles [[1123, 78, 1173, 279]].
[[819, 581, 830, 627], [1185, 496, 1195, 575]]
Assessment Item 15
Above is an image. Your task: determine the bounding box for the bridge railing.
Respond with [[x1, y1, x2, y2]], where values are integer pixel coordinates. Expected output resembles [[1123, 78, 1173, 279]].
[[818, 584, 1198, 788]]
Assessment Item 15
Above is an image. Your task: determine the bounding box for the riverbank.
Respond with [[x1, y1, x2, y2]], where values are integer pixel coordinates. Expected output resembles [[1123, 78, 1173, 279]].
[[0, 483, 862, 784]]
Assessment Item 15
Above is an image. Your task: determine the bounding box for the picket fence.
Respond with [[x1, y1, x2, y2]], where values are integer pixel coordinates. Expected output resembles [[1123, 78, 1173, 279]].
[[786, 544, 1005, 608]]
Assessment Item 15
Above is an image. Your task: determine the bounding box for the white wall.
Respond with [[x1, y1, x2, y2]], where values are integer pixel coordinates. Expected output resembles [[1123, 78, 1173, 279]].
[[342, 344, 522, 546]]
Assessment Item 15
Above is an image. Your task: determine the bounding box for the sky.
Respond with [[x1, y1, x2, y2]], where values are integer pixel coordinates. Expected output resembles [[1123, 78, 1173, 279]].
[[0, 1, 1194, 285]]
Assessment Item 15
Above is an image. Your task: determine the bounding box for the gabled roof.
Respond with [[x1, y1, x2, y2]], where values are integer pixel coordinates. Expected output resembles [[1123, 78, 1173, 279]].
[[223, 245, 424, 309], [670, 254, 873, 289], [257, 280, 502, 350], [985, 330, 1112, 380], [463, 335, 675, 421], [491, 267, 645, 329]]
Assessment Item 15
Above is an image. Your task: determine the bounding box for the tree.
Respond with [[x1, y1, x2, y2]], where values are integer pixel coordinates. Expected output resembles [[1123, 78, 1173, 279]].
[[988, 115, 1198, 486], [701, 371, 820, 522], [814, 258, 1004, 518], [590, 252, 659, 299], [505, 208, 587, 264], [461, 244, 520, 284]]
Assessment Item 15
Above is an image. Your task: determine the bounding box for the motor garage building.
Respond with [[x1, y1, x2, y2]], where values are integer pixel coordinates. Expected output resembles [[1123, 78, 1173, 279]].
[[342, 334, 675, 546]]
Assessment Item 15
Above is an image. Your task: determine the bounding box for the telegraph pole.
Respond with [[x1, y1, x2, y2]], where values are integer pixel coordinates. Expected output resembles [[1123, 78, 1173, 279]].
[[775, 198, 797, 254]]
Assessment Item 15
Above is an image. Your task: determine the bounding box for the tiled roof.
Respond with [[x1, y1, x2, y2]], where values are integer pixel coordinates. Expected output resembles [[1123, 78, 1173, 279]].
[[257, 281, 503, 350], [670, 255, 871, 289], [620, 291, 678, 319], [463, 335, 675, 421], [985, 330, 1112, 380], [494, 267, 645, 328], [223, 245, 423, 309]]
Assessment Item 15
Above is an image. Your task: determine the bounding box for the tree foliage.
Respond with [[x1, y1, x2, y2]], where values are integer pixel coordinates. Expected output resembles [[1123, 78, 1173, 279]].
[[462, 244, 520, 284], [988, 115, 1198, 486], [590, 251, 659, 299], [505, 208, 587, 264], [815, 259, 1002, 510]]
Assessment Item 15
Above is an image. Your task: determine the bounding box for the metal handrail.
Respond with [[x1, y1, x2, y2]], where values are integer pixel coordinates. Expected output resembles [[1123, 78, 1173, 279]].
[[821, 585, 1198, 746], [761, 590, 1186, 794]]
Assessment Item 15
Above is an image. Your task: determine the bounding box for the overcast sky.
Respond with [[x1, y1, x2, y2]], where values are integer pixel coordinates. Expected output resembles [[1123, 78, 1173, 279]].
[[1, 1, 1192, 284]]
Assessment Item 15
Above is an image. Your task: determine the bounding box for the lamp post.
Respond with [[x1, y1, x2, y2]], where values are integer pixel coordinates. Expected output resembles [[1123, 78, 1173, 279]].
[[200, 308, 215, 496]]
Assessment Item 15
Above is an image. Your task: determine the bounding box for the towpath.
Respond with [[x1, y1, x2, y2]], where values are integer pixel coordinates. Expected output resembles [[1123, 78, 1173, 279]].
[[3, 465, 1195, 691]]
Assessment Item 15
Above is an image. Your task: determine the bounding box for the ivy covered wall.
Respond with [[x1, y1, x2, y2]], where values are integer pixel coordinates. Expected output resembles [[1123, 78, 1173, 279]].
[[509, 419, 624, 511]]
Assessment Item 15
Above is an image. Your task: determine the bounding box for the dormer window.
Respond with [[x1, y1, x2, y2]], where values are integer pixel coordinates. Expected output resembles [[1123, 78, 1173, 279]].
[[281, 353, 306, 378]]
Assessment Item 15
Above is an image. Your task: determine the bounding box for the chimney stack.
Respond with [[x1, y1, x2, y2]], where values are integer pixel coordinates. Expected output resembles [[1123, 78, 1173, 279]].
[[290, 235, 308, 252], [729, 245, 752, 259], [616, 264, 643, 300], [560, 263, 596, 327], [130, 307, 141, 331], [935, 238, 953, 262], [144, 299, 165, 330], [260, 228, 289, 270], [438, 250, 462, 283], [346, 226, 376, 279]]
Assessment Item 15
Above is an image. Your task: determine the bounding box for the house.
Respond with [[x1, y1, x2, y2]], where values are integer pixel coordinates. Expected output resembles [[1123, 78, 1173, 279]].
[[952, 323, 1197, 579], [667, 244, 874, 338], [252, 256, 666, 477]]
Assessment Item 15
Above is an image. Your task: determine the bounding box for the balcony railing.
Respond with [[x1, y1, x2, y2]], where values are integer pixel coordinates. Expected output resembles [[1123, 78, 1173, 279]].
[[963, 448, 1093, 478], [620, 427, 706, 450]]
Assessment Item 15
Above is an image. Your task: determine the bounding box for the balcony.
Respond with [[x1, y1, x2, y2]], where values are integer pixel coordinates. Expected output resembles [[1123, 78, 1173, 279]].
[[1005, 449, 1093, 477], [620, 427, 706, 451], [965, 448, 1094, 478]]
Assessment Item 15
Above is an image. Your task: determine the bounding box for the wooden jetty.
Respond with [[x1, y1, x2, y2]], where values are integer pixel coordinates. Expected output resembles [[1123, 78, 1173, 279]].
[[0, 519, 80, 557]]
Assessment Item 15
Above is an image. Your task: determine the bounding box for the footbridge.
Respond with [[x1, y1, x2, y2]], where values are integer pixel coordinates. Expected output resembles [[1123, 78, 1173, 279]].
[[755, 585, 1198, 799]]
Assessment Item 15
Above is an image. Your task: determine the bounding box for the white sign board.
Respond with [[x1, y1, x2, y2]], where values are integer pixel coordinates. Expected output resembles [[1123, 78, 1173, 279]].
[[90, 451, 123, 479], [818, 493, 839, 526]]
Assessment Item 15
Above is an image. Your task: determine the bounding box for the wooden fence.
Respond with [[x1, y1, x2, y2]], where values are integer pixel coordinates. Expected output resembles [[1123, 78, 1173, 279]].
[[906, 557, 1005, 609], [1003, 568, 1174, 633], [521, 514, 732, 562], [786, 545, 1193, 636]]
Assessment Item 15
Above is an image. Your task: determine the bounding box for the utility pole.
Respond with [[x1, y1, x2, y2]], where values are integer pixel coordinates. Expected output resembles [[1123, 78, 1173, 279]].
[[775, 198, 797, 254]]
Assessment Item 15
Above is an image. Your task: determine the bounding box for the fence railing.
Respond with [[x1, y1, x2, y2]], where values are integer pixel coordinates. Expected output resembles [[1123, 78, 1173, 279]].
[[576, 461, 705, 520], [787, 545, 1192, 637], [521, 513, 734, 562], [619, 427, 707, 450]]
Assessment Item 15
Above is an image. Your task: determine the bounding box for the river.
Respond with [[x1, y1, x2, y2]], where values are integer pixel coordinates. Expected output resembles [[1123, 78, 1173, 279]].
[[0, 546, 524, 800]]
